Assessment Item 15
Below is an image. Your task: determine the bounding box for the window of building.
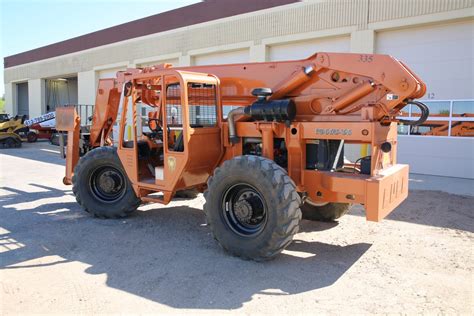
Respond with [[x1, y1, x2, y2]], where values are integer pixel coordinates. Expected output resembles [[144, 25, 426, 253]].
[[397, 100, 474, 137]]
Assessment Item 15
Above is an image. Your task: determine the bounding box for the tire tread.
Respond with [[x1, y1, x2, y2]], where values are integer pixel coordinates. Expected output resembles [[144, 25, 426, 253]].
[[72, 146, 140, 219], [204, 155, 301, 261]]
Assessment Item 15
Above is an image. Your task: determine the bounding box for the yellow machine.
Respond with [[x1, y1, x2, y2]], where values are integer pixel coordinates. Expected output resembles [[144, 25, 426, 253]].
[[0, 115, 29, 148]]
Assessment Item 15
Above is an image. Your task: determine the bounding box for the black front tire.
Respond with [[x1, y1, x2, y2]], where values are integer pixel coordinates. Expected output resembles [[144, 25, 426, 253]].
[[204, 155, 302, 261], [301, 201, 351, 222], [27, 131, 38, 143], [72, 146, 140, 218]]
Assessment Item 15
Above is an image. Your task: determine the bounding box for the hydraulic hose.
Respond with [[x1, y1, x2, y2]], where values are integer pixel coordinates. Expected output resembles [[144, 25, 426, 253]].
[[398, 100, 430, 126]]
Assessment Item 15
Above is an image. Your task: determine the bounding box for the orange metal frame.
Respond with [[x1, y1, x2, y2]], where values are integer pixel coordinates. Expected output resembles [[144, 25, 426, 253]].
[[57, 52, 426, 222]]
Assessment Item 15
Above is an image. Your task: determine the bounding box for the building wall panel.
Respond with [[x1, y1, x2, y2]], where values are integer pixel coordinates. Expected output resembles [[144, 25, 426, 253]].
[[398, 136, 474, 179], [98, 67, 126, 79], [268, 36, 350, 61]]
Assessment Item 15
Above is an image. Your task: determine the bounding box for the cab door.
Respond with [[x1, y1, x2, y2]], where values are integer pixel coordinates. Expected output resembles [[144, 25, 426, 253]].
[[183, 78, 223, 187], [155, 75, 187, 192], [156, 72, 222, 193]]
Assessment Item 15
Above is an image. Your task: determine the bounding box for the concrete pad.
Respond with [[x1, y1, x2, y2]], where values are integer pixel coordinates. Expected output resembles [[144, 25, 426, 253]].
[[409, 173, 474, 197]]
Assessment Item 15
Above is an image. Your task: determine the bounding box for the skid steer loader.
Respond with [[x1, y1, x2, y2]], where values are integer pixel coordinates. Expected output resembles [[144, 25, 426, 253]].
[[0, 115, 33, 148], [56, 52, 428, 260]]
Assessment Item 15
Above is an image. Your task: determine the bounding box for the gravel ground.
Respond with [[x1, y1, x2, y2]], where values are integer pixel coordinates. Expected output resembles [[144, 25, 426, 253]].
[[1, 142, 473, 314]]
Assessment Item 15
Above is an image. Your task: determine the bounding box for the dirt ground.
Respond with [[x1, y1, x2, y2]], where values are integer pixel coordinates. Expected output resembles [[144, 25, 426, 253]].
[[1, 143, 473, 314]]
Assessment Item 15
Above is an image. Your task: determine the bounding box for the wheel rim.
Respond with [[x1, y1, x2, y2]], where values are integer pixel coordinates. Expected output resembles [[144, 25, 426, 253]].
[[27, 133, 37, 142], [89, 166, 126, 202], [222, 183, 267, 237]]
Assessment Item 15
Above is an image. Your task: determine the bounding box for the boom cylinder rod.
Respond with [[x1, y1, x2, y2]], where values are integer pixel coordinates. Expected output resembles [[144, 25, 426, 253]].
[[270, 65, 314, 100], [331, 81, 375, 112]]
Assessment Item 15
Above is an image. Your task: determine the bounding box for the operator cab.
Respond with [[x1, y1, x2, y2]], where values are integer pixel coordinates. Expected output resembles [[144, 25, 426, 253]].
[[116, 70, 223, 201]]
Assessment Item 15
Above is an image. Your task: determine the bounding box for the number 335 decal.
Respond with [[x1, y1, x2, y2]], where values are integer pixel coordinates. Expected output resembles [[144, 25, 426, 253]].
[[359, 54, 373, 63]]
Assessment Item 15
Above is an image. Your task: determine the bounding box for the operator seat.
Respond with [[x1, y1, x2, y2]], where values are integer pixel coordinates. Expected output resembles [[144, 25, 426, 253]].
[[123, 140, 151, 158]]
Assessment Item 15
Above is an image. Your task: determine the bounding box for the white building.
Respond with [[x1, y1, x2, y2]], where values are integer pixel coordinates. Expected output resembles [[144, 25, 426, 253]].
[[3, 0, 474, 178]]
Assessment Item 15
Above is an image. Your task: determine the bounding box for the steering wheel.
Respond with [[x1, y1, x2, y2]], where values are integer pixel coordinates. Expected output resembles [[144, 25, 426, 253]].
[[147, 118, 170, 140]]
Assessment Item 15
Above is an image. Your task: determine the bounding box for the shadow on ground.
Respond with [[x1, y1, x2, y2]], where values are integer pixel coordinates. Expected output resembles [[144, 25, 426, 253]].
[[0, 184, 370, 309], [0, 141, 64, 166]]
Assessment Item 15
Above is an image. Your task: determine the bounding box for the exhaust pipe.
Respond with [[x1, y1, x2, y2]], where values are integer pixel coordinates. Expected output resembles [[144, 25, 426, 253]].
[[228, 107, 245, 144]]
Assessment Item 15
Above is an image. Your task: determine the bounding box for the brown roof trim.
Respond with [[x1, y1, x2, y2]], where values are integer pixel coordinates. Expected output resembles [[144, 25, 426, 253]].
[[4, 0, 299, 68]]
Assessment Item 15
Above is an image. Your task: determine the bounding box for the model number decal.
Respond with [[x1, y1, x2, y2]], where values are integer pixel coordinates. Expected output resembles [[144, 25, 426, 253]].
[[359, 54, 373, 63], [316, 128, 352, 136]]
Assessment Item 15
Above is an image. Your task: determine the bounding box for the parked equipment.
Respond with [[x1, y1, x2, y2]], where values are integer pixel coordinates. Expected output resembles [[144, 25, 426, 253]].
[[0, 132, 22, 148], [0, 115, 31, 148], [24, 112, 57, 142], [0, 113, 10, 123], [56, 52, 427, 260]]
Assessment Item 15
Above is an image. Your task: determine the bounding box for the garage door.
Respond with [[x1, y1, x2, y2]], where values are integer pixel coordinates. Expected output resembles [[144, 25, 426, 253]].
[[377, 20, 474, 178], [193, 49, 249, 66], [45, 77, 78, 112], [268, 36, 350, 61], [98, 67, 126, 79], [376, 20, 474, 100], [16, 82, 29, 116]]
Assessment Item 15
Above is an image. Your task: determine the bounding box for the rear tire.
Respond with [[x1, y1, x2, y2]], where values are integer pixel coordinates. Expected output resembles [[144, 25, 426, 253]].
[[301, 201, 351, 222], [72, 146, 140, 218], [204, 155, 302, 261], [27, 131, 38, 143]]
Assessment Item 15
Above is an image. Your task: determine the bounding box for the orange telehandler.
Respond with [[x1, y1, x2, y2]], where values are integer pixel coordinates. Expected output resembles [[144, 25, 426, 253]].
[[56, 52, 428, 260]]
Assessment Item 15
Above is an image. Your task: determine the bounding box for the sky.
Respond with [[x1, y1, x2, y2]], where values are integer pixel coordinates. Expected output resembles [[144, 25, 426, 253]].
[[0, 0, 201, 97]]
